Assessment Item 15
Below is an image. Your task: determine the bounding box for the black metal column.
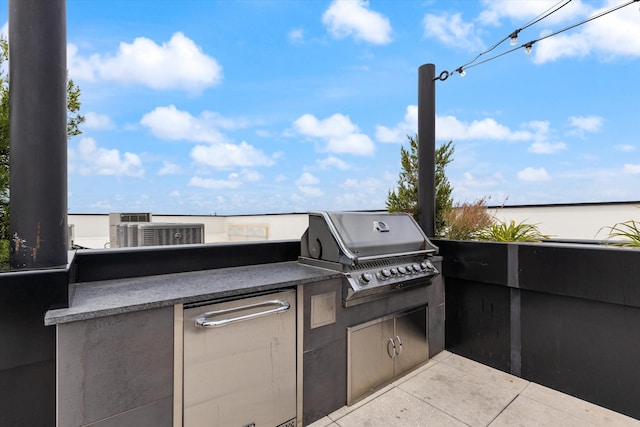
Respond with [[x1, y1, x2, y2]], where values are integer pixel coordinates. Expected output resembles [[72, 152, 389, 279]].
[[9, 0, 68, 269], [418, 64, 436, 237]]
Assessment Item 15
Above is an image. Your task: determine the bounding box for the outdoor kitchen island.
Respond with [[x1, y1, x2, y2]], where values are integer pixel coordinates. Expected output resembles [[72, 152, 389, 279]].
[[45, 216, 445, 426]]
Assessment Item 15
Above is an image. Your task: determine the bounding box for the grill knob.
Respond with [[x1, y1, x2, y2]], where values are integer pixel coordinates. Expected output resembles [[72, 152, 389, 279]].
[[380, 269, 392, 279], [421, 261, 429, 270], [412, 263, 421, 272], [360, 272, 374, 284], [398, 266, 407, 275], [390, 268, 398, 276]]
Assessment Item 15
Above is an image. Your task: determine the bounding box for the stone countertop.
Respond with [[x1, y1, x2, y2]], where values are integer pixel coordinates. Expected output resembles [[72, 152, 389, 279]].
[[45, 261, 340, 325]]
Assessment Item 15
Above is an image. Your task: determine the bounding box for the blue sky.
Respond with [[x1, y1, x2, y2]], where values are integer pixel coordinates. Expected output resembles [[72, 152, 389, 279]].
[[2, 0, 639, 214]]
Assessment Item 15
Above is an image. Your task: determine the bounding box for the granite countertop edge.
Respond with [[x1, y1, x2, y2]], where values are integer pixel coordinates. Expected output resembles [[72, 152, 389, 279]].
[[45, 261, 341, 326]]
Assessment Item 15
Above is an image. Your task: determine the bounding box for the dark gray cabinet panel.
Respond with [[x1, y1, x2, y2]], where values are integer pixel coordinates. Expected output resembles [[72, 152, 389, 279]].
[[57, 307, 174, 427]]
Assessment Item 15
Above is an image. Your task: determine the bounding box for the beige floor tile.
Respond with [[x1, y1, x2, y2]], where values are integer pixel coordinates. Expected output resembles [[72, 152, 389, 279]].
[[441, 353, 529, 394], [306, 416, 336, 427], [431, 350, 452, 362], [333, 388, 467, 427], [521, 383, 640, 427], [398, 361, 523, 426], [328, 383, 395, 420], [489, 395, 598, 427]]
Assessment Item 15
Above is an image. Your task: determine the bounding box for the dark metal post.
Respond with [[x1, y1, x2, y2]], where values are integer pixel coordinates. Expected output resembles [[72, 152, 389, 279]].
[[9, 0, 68, 268], [418, 64, 436, 238]]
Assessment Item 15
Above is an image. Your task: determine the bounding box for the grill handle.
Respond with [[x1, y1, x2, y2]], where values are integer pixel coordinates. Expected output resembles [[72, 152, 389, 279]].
[[354, 249, 433, 263], [195, 299, 290, 328]]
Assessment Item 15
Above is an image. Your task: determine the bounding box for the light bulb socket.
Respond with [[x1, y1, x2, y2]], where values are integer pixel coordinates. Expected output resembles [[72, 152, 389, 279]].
[[524, 43, 533, 55], [456, 67, 466, 77], [509, 30, 519, 46]]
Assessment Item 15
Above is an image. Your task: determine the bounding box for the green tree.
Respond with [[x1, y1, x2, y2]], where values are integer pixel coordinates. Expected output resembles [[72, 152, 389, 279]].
[[386, 135, 454, 236], [0, 36, 84, 243]]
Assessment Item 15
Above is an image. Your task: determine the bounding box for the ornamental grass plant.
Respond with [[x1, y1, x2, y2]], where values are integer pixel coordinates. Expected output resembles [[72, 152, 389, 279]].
[[477, 220, 549, 242], [602, 220, 640, 247]]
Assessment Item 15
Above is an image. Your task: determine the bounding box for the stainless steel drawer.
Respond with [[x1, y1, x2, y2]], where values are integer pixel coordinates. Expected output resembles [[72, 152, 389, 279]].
[[183, 290, 297, 427]]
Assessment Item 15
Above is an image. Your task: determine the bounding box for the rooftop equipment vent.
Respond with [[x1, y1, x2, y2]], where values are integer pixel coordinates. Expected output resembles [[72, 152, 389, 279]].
[[137, 223, 204, 247]]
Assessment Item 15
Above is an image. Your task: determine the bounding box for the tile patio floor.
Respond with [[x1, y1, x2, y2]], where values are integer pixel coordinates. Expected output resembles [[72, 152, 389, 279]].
[[307, 351, 639, 427]]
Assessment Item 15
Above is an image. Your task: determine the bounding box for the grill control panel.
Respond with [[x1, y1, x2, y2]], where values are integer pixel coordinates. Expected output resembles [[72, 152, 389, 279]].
[[343, 258, 439, 306], [356, 259, 437, 286]]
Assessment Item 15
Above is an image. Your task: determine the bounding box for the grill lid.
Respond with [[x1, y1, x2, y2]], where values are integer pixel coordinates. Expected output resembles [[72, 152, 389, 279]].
[[301, 211, 437, 266]]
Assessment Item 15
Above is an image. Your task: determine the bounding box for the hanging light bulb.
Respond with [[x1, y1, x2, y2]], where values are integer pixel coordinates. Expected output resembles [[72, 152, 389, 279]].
[[509, 30, 519, 46], [524, 42, 533, 55], [456, 67, 466, 77]]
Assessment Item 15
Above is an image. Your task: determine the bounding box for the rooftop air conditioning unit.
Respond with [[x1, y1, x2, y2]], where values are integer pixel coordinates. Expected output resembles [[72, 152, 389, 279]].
[[109, 212, 152, 248], [136, 223, 205, 247]]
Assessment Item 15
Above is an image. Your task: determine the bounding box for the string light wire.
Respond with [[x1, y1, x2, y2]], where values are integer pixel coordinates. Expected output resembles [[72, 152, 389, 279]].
[[457, 0, 573, 71], [440, 0, 639, 80]]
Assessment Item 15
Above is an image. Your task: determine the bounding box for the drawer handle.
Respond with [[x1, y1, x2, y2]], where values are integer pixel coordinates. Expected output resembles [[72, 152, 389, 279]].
[[195, 300, 290, 328]]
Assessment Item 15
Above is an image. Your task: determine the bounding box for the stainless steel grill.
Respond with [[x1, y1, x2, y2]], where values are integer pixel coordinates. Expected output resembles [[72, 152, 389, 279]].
[[299, 211, 439, 306]]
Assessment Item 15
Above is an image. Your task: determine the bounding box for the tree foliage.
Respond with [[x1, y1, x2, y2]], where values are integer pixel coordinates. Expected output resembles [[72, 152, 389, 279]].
[[386, 134, 454, 236], [0, 36, 84, 242]]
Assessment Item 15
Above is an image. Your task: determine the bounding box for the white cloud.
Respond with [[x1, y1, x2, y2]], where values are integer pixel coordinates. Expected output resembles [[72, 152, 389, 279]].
[[241, 169, 263, 182], [84, 112, 115, 130], [295, 172, 324, 197], [190, 141, 275, 169], [293, 113, 375, 156], [533, 2, 640, 64], [296, 172, 320, 186], [478, 0, 587, 26], [528, 141, 567, 154], [188, 175, 241, 190], [377, 106, 547, 143], [335, 176, 388, 210], [158, 161, 181, 176], [437, 115, 532, 142], [322, 0, 393, 45], [140, 105, 274, 170], [68, 32, 222, 93], [623, 164, 640, 174], [463, 172, 504, 188], [317, 156, 350, 170], [376, 105, 417, 143], [423, 12, 484, 52], [518, 167, 551, 182], [288, 28, 304, 44], [614, 144, 635, 152], [70, 137, 144, 177], [141, 105, 248, 143], [568, 115, 603, 135]]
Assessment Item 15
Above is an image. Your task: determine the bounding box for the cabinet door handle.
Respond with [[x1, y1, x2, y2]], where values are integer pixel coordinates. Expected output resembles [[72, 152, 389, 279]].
[[387, 338, 396, 359], [394, 336, 403, 356], [195, 299, 290, 328]]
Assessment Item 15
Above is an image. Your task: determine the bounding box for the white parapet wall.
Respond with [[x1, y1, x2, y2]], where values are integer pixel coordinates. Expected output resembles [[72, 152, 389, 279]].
[[68, 202, 640, 249], [490, 202, 640, 241], [69, 213, 310, 249]]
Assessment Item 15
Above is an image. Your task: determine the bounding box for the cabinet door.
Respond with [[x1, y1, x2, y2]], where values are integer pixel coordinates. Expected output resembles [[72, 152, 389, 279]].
[[347, 317, 395, 404], [393, 306, 428, 377]]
